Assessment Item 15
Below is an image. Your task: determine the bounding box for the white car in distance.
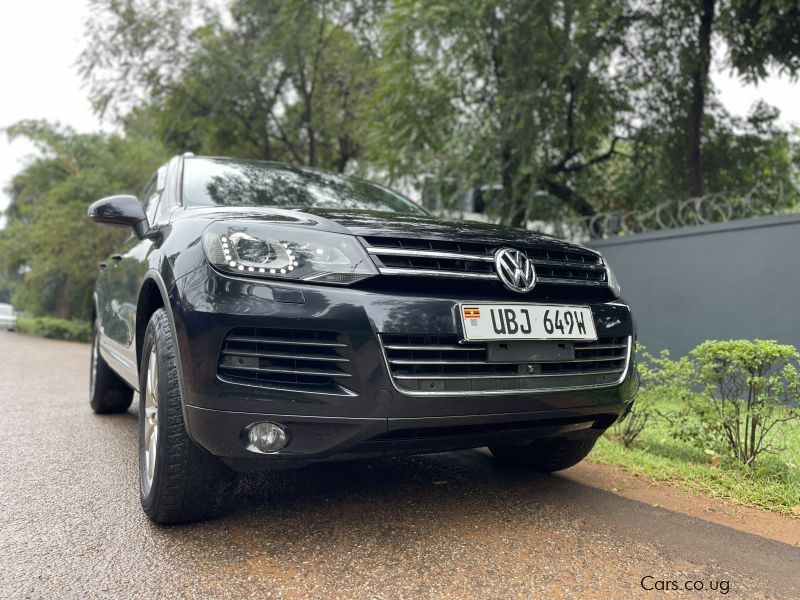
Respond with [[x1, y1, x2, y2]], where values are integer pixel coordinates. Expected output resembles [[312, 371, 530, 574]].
[[0, 304, 17, 331]]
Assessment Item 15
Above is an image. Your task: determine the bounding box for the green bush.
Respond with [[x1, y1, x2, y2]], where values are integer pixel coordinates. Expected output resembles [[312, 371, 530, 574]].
[[611, 340, 800, 468], [611, 346, 694, 447], [692, 340, 800, 467], [599, 339, 800, 512], [16, 316, 92, 343]]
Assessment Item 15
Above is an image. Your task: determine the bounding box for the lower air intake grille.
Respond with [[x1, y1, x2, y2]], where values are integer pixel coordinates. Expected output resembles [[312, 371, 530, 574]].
[[380, 334, 630, 395], [218, 328, 354, 395]]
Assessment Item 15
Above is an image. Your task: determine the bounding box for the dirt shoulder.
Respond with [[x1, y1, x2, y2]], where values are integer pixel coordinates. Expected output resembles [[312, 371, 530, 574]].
[[567, 459, 800, 547]]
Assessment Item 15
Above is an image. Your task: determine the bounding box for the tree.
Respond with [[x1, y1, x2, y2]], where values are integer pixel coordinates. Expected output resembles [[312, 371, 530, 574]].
[[76, 0, 800, 226], [587, 101, 800, 213], [0, 121, 168, 320], [634, 0, 800, 198], [721, 0, 800, 81], [364, 0, 634, 226], [81, 0, 381, 173], [688, 0, 716, 197]]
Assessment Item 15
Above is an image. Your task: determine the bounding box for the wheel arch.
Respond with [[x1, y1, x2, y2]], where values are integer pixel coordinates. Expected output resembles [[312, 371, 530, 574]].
[[135, 272, 171, 375], [134, 270, 198, 445]]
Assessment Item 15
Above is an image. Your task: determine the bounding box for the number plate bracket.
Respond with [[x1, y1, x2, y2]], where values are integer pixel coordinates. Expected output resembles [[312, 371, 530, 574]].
[[487, 341, 576, 363]]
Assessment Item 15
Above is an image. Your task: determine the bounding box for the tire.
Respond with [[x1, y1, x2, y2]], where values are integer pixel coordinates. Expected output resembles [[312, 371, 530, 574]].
[[139, 308, 236, 524], [90, 319, 134, 414], [489, 436, 598, 472]]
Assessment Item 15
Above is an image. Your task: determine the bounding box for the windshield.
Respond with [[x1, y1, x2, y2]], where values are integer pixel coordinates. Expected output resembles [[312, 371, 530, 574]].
[[0, 305, 13, 316], [182, 157, 426, 215]]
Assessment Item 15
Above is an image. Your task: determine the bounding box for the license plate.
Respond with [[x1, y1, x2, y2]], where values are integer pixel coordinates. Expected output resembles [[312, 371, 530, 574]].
[[459, 303, 597, 341]]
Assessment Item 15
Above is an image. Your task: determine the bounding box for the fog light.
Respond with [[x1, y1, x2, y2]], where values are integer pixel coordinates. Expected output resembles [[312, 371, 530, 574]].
[[244, 422, 289, 453]]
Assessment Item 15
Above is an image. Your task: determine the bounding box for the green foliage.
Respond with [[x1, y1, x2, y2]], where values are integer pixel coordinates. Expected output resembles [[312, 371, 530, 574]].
[[0, 275, 17, 304], [611, 340, 800, 470], [366, 0, 634, 225], [0, 120, 169, 320], [16, 316, 92, 343], [594, 391, 800, 514], [604, 0, 800, 205], [597, 343, 800, 513], [590, 102, 800, 213], [701, 103, 799, 203], [692, 340, 800, 467], [75, 0, 800, 226], [82, 0, 382, 173], [720, 0, 800, 82], [612, 346, 693, 447]]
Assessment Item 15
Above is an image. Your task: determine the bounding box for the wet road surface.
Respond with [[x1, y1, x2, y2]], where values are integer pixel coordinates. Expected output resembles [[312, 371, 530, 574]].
[[1, 331, 799, 598]]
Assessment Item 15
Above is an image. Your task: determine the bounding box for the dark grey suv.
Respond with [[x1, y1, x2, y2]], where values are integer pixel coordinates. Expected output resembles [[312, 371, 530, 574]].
[[88, 155, 637, 523]]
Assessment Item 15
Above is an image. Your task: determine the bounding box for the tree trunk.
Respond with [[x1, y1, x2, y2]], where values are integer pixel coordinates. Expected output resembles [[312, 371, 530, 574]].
[[687, 0, 716, 198], [500, 142, 527, 228]]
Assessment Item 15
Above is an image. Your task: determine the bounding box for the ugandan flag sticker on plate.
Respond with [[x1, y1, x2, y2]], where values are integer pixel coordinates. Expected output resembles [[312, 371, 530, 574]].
[[463, 307, 481, 319]]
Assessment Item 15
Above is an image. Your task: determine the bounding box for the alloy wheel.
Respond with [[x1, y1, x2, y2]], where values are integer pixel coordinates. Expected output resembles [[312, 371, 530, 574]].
[[142, 349, 159, 495]]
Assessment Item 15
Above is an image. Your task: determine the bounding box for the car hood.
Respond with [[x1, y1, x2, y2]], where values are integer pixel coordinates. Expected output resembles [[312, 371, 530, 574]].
[[180, 207, 596, 255]]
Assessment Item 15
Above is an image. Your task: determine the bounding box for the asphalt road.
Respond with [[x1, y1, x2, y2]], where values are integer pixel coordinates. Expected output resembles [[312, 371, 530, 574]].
[[1, 331, 799, 599]]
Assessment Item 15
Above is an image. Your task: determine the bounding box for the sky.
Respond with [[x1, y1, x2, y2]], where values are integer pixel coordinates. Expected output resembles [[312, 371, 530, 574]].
[[0, 0, 106, 226], [1, 0, 799, 226]]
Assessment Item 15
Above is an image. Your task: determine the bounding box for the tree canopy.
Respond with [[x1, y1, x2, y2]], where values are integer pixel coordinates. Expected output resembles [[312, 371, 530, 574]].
[[77, 0, 799, 221], [0, 121, 168, 319], [365, 0, 636, 226]]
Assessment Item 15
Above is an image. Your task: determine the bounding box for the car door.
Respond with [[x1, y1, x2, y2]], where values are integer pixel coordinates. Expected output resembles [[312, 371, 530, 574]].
[[103, 167, 166, 377], [94, 249, 114, 336]]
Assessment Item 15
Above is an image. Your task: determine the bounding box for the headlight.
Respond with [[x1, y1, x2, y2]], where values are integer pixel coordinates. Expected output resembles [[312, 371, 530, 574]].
[[604, 258, 622, 298], [202, 221, 378, 285]]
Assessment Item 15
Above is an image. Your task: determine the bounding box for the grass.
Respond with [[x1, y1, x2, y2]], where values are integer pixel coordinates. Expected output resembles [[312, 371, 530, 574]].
[[591, 395, 800, 516]]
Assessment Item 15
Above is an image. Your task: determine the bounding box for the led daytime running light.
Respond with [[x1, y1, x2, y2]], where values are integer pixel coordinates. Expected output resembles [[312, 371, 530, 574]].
[[221, 234, 301, 274]]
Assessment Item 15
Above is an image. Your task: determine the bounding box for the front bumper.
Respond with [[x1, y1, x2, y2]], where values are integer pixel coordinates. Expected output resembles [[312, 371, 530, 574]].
[[171, 266, 638, 468]]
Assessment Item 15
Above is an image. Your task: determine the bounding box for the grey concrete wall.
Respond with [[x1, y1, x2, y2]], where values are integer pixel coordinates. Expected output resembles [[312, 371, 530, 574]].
[[588, 213, 800, 357]]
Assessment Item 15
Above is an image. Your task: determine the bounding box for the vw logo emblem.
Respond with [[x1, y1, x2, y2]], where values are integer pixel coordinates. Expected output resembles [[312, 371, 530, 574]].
[[494, 247, 536, 293]]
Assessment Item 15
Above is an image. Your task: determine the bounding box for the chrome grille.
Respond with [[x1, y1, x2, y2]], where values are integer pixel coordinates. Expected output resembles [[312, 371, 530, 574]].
[[218, 328, 355, 395], [362, 236, 607, 287], [380, 334, 630, 395]]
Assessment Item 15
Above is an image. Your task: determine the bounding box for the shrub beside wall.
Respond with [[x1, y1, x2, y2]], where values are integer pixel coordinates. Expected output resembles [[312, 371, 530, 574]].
[[16, 316, 92, 343], [614, 339, 800, 468], [693, 340, 800, 467]]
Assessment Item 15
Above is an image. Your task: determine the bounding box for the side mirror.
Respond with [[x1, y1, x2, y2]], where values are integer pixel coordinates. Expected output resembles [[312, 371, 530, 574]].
[[88, 195, 150, 240]]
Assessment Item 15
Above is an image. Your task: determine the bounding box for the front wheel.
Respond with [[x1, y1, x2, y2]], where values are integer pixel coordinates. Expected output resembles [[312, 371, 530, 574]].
[[489, 436, 598, 472], [139, 308, 236, 524]]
